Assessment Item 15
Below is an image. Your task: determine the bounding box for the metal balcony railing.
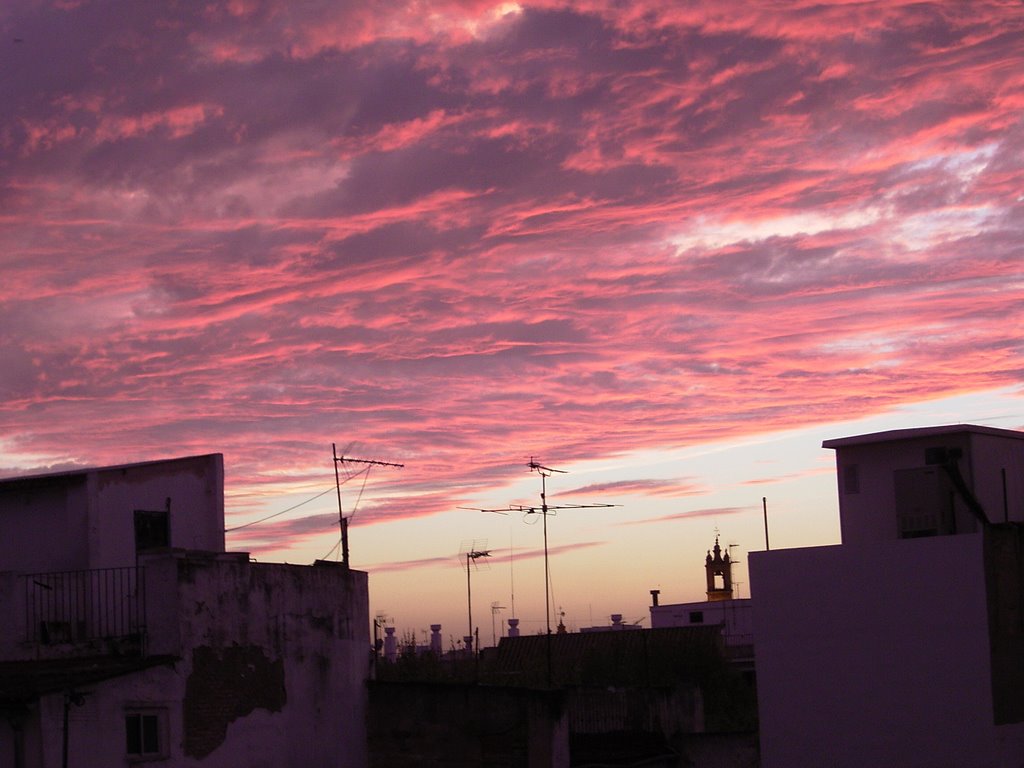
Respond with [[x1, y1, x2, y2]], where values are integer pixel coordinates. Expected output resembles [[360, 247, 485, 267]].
[[23, 566, 146, 646]]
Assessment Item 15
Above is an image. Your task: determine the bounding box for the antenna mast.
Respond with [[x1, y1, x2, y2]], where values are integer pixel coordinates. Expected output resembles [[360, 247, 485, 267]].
[[461, 542, 491, 655], [462, 457, 618, 685], [332, 444, 403, 567]]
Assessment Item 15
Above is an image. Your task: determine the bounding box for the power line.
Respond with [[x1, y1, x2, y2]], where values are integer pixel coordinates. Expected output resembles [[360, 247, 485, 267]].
[[224, 486, 337, 532]]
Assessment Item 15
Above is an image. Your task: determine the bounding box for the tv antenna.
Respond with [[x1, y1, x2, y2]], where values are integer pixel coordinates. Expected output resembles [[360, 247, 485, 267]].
[[332, 444, 403, 567], [459, 540, 491, 654], [462, 457, 618, 684], [490, 601, 506, 647]]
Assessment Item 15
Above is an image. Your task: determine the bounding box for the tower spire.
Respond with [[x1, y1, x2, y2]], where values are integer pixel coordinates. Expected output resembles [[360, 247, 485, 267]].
[[705, 532, 734, 601]]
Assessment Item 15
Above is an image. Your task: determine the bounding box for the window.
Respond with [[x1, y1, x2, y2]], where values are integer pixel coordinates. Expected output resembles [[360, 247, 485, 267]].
[[126, 709, 167, 761], [689, 611, 704, 624], [133, 509, 170, 552]]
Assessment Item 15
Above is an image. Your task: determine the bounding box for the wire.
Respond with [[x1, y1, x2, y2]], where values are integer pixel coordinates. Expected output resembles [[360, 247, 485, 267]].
[[345, 465, 372, 521], [321, 537, 342, 561], [225, 486, 336, 532]]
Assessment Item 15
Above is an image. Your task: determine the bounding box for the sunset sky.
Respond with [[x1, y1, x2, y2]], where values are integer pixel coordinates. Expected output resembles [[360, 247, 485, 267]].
[[2, 1, 1022, 644]]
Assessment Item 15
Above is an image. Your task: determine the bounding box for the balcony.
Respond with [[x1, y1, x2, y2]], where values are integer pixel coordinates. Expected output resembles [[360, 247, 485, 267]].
[[20, 566, 146, 657]]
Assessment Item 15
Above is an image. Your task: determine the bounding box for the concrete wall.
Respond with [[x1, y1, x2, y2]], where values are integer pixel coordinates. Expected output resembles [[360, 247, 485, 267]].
[[751, 535, 999, 768], [10, 554, 370, 768], [87, 455, 225, 569], [148, 553, 370, 768], [966, 431, 1024, 526], [828, 428, 1024, 546], [0, 455, 224, 574]]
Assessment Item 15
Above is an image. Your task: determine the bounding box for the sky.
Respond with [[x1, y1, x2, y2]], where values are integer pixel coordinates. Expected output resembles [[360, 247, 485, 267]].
[[1, 0, 1022, 645]]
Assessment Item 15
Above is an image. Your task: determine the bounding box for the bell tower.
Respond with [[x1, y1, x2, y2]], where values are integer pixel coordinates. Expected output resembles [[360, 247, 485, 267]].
[[705, 535, 733, 601]]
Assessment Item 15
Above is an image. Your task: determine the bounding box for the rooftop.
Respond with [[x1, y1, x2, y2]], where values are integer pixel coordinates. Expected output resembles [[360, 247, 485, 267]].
[[822, 424, 1024, 449]]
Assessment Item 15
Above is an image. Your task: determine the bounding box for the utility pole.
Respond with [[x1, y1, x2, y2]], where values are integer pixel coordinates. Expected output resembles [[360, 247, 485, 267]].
[[462, 458, 617, 685], [332, 445, 403, 567], [464, 546, 491, 653]]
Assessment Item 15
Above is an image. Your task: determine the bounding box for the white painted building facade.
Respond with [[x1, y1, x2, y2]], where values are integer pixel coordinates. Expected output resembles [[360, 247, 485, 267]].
[[751, 424, 1024, 768], [0, 455, 370, 768], [648, 536, 754, 649], [649, 598, 752, 647]]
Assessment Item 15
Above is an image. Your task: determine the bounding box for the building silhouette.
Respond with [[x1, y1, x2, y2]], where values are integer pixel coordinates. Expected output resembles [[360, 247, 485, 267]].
[[751, 424, 1024, 768], [0, 455, 370, 768]]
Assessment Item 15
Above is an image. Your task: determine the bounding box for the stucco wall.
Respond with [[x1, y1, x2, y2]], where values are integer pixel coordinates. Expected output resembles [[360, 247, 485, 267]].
[[12, 555, 370, 768], [0, 454, 224, 575], [751, 535, 997, 768], [649, 599, 752, 644], [87, 454, 225, 568], [830, 430, 1024, 546], [145, 553, 370, 768]]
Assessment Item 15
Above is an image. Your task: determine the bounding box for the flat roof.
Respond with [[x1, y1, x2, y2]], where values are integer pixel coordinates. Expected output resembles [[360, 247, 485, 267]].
[[0, 454, 222, 489], [823, 424, 1024, 449]]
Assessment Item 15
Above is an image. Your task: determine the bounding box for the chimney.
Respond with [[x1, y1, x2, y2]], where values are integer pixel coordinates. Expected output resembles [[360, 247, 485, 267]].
[[430, 624, 442, 654], [507, 618, 520, 638], [611, 613, 623, 629], [383, 626, 397, 662], [650, 589, 660, 607]]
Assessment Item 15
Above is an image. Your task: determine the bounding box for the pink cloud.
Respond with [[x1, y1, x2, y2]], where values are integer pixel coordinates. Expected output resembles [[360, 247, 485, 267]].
[[618, 507, 749, 525], [563, 478, 709, 498], [0, 0, 1020, 570]]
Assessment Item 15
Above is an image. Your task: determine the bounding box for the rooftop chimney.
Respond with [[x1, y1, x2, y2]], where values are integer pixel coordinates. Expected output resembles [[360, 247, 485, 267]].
[[383, 626, 397, 662]]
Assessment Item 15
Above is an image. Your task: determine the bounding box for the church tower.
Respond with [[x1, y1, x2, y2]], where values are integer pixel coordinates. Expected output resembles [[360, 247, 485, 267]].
[[705, 535, 733, 601]]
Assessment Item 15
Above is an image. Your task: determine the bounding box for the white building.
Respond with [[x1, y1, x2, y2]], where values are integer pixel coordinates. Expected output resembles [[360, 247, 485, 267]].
[[0, 455, 370, 768], [751, 424, 1024, 768], [649, 537, 753, 649]]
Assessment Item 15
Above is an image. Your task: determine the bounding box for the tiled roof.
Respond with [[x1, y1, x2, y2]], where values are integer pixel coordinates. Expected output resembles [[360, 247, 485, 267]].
[[489, 626, 727, 688]]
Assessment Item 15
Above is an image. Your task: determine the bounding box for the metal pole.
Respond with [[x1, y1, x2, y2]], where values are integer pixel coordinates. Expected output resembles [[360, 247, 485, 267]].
[[466, 554, 473, 646], [763, 497, 770, 550], [62, 693, 69, 768], [542, 471, 553, 687], [332, 443, 349, 566], [542, 470, 550, 637]]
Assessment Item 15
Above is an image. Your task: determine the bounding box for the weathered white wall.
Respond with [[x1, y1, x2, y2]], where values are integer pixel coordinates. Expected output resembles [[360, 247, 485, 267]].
[[145, 552, 370, 768], [751, 535, 998, 768], [14, 554, 370, 768], [649, 598, 752, 645], [828, 428, 1024, 546], [87, 454, 225, 568], [0, 454, 224, 574], [0, 475, 90, 572], [966, 431, 1024, 525]]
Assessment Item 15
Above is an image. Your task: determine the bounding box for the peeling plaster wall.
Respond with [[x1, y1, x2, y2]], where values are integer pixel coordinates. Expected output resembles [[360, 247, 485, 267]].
[[11, 555, 369, 768], [143, 553, 370, 768]]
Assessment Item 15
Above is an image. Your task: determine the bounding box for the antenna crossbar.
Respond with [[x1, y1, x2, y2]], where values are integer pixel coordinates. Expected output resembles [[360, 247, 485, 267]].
[[466, 457, 619, 685], [331, 444, 404, 567], [336, 456, 405, 468]]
